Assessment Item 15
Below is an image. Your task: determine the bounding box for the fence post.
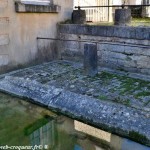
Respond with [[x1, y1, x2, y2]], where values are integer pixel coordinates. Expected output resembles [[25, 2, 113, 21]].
[[84, 43, 98, 77]]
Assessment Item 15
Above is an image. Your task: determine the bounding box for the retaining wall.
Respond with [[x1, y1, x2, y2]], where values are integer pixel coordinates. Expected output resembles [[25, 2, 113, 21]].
[[58, 24, 150, 75]]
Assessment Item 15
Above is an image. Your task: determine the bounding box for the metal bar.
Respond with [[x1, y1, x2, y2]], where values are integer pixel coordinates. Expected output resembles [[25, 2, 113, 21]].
[[37, 37, 97, 44], [75, 4, 150, 9], [37, 37, 150, 48]]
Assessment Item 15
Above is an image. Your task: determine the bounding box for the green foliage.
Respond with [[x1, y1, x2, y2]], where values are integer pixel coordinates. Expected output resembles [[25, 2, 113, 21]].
[[88, 17, 150, 26], [24, 117, 50, 136]]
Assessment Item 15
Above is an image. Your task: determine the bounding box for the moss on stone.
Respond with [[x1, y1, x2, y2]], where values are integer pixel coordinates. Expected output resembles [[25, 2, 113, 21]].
[[97, 72, 116, 80], [129, 131, 149, 146], [135, 91, 150, 98], [119, 78, 136, 94], [98, 95, 108, 101]]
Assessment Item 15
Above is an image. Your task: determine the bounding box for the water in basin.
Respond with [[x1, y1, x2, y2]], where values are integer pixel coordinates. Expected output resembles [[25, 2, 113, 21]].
[[0, 93, 110, 150]]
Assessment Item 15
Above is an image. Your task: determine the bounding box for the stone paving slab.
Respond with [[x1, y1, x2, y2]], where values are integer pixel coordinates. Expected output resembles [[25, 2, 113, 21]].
[[0, 76, 62, 106], [0, 60, 150, 146], [0, 75, 150, 146], [1, 60, 149, 112]]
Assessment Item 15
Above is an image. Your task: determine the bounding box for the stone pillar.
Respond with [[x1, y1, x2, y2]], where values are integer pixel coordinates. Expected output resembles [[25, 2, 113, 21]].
[[72, 9, 86, 24], [84, 44, 98, 77], [114, 9, 131, 26]]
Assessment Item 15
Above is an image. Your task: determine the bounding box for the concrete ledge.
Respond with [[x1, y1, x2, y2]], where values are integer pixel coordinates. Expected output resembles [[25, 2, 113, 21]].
[[15, 2, 61, 13], [58, 24, 150, 40], [0, 76, 150, 147]]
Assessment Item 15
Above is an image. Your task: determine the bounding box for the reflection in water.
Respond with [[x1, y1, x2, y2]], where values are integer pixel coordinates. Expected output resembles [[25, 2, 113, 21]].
[[0, 93, 110, 150], [30, 121, 55, 149], [28, 117, 109, 150]]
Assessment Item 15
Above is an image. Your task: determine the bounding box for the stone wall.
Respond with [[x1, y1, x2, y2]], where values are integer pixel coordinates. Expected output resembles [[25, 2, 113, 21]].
[[58, 24, 150, 76], [0, 0, 73, 73]]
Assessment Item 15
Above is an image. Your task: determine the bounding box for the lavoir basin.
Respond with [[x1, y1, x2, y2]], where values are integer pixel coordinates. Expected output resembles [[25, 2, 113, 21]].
[[0, 61, 150, 150], [0, 92, 110, 150]]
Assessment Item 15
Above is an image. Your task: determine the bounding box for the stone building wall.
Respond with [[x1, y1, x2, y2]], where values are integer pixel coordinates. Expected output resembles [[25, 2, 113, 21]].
[[0, 0, 73, 73], [58, 24, 150, 76]]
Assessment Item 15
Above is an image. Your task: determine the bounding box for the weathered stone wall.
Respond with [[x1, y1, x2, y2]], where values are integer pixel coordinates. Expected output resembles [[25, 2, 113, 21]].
[[0, 0, 73, 73], [58, 24, 150, 76]]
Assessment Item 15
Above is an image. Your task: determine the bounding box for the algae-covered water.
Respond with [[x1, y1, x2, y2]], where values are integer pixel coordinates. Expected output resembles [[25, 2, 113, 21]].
[[0, 93, 109, 150]]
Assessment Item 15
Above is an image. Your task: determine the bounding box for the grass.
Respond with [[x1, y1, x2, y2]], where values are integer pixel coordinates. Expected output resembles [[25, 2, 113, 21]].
[[87, 17, 150, 27], [132, 17, 150, 22]]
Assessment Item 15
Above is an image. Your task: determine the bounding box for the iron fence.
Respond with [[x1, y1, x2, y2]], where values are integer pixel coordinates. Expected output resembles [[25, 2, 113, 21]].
[[74, 4, 150, 26]]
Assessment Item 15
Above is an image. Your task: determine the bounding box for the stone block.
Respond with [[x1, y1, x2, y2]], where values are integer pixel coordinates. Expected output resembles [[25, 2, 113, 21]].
[[140, 69, 150, 75], [135, 27, 150, 40], [107, 26, 134, 39], [112, 26, 133, 39], [90, 26, 99, 35], [58, 24, 150, 40], [61, 49, 83, 61], [98, 43, 125, 53], [94, 26, 108, 37], [114, 27, 136, 39], [130, 56, 150, 68], [124, 46, 150, 56], [84, 44, 98, 76], [123, 67, 141, 73], [100, 58, 118, 68], [59, 33, 78, 41], [102, 51, 127, 60], [0, 76, 62, 107], [114, 9, 131, 26], [117, 59, 137, 68], [97, 50, 102, 57], [72, 10, 86, 24], [59, 41, 80, 50], [79, 42, 91, 51]]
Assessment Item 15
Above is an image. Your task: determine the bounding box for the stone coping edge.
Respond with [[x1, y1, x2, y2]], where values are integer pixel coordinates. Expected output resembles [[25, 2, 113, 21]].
[[0, 76, 149, 147], [58, 24, 150, 40]]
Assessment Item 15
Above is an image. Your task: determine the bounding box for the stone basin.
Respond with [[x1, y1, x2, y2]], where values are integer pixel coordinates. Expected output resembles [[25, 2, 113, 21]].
[[0, 60, 149, 147]]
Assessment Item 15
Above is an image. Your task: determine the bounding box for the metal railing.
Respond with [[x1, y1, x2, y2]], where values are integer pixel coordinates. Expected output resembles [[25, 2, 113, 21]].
[[37, 37, 150, 48], [74, 4, 150, 25]]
